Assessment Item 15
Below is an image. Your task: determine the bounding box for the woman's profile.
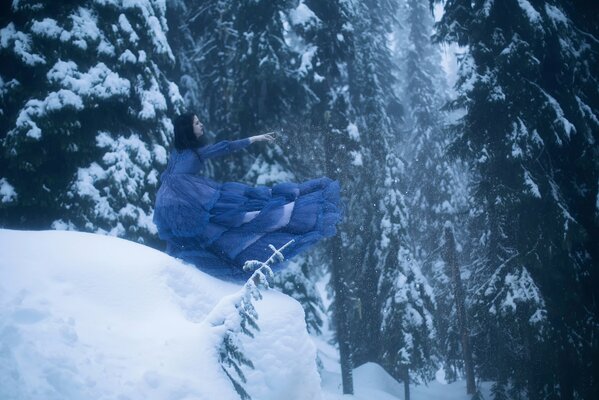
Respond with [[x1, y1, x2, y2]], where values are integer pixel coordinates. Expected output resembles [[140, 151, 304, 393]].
[[153, 112, 342, 281]]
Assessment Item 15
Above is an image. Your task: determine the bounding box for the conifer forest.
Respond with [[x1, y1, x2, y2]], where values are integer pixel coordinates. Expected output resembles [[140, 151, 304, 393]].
[[1, 1, 598, 399]]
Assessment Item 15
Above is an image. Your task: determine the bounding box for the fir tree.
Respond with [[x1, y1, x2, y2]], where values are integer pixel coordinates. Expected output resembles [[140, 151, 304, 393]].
[[167, 0, 238, 134], [433, 1, 599, 398], [377, 152, 437, 400], [273, 255, 325, 335], [342, 0, 404, 369], [394, 0, 472, 385], [0, 0, 183, 246], [298, 0, 360, 393]]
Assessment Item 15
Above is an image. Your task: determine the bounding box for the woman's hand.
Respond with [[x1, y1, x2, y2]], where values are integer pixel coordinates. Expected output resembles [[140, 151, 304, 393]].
[[250, 133, 276, 143]]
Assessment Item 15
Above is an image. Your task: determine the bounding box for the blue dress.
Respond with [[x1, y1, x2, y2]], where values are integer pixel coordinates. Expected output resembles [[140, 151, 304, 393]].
[[153, 138, 343, 281]]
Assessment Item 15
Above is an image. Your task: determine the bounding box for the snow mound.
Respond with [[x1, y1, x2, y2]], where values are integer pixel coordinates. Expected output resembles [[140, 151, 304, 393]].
[[0, 229, 320, 400], [353, 363, 404, 399]]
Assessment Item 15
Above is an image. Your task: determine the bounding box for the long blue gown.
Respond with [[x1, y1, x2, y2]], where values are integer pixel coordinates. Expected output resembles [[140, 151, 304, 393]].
[[153, 138, 343, 281]]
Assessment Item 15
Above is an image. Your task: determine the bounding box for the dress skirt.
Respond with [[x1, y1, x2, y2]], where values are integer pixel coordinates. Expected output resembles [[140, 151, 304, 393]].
[[153, 173, 342, 281]]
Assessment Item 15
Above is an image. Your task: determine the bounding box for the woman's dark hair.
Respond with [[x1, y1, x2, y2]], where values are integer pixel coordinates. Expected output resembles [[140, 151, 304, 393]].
[[173, 112, 209, 150]]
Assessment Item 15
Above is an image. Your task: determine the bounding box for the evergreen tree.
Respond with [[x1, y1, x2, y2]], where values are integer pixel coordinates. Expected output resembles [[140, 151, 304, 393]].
[[433, 1, 599, 398], [377, 152, 437, 399], [394, 0, 471, 384], [168, 0, 310, 180], [297, 0, 360, 393], [167, 0, 238, 135], [0, 0, 183, 246], [273, 255, 325, 335], [343, 0, 403, 369]]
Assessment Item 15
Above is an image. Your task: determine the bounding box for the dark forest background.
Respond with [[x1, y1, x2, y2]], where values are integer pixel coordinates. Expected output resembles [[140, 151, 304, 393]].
[[1, 0, 597, 399]]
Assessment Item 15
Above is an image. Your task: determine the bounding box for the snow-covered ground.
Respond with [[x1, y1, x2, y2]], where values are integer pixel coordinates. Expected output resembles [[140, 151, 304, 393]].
[[0, 229, 490, 399], [314, 280, 493, 400], [0, 229, 319, 400]]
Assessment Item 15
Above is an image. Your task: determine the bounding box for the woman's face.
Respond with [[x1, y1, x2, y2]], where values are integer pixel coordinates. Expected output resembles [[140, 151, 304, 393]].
[[193, 115, 204, 138]]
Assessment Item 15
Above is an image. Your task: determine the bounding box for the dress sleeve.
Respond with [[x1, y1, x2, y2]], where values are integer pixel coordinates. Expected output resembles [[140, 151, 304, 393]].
[[197, 138, 252, 160]]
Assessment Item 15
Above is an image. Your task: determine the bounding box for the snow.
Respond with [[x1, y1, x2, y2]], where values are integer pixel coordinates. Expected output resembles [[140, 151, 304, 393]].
[[119, 49, 137, 63], [30, 18, 62, 39], [544, 4, 568, 28], [0, 178, 18, 203], [280, 5, 321, 79], [0, 22, 46, 66], [44, 89, 84, 112], [76, 132, 156, 224], [71, 162, 113, 220], [481, 0, 494, 17], [350, 150, 363, 166], [11, 99, 41, 139], [147, 15, 175, 61], [138, 76, 168, 120], [347, 122, 360, 141], [47, 61, 131, 101], [523, 169, 541, 198], [97, 38, 115, 56], [0, 227, 499, 400], [51, 219, 77, 231], [290, 1, 320, 27], [0, 229, 321, 400], [63, 7, 101, 50], [575, 95, 599, 132], [138, 49, 147, 62], [501, 267, 546, 318], [517, 0, 542, 28], [105, 0, 174, 60], [118, 13, 139, 44], [299, 45, 318, 76], [9, 88, 81, 140], [535, 85, 576, 143], [314, 274, 493, 400], [167, 81, 184, 108], [153, 143, 168, 165]]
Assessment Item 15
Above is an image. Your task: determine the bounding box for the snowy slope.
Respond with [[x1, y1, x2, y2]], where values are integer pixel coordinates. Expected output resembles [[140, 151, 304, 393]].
[[0, 229, 320, 400]]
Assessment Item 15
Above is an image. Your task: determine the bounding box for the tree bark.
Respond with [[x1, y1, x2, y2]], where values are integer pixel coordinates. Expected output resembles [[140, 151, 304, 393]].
[[443, 223, 476, 395], [324, 123, 354, 395], [330, 234, 354, 394], [403, 365, 411, 400]]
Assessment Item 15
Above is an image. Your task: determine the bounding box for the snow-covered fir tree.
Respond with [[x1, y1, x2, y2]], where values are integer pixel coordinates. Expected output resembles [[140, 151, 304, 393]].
[[0, 0, 184, 246], [166, 0, 238, 135], [290, 0, 362, 393], [343, 0, 404, 369], [393, 0, 471, 384], [273, 254, 325, 335], [433, 0, 599, 398], [376, 152, 437, 400], [168, 0, 308, 182]]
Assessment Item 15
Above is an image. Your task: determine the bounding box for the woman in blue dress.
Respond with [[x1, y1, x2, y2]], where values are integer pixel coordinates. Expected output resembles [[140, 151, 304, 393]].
[[153, 113, 343, 281]]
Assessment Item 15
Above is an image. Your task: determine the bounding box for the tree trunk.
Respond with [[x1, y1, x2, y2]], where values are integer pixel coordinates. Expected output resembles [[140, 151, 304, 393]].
[[330, 234, 354, 394], [324, 124, 354, 395], [403, 365, 411, 400], [443, 223, 476, 395]]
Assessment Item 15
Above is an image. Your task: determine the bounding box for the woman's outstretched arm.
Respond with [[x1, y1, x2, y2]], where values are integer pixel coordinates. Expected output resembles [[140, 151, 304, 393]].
[[198, 133, 276, 159]]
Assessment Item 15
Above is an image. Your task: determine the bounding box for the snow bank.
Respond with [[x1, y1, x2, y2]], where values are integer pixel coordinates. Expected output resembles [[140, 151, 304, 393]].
[[0, 229, 320, 400]]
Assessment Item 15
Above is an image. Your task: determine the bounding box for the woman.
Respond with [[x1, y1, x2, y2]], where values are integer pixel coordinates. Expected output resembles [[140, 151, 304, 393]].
[[153, 113, 342, 281]]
